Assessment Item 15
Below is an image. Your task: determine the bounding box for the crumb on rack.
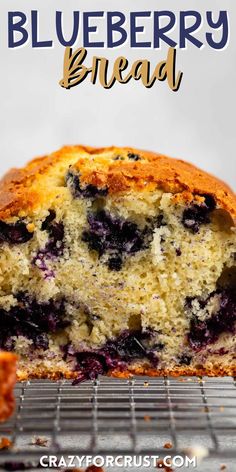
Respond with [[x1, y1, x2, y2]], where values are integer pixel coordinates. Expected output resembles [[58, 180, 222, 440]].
[[163, 442, 173, 449], [0, 438, 12, 450], [31, 436, 49, 447], [143, 381, 149, 387], [144, 415, 151, 422], [156, 459, 173, 471]]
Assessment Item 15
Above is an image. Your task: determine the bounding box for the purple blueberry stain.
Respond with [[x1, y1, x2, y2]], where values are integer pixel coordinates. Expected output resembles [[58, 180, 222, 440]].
[[187, 289, 236, 350], [66, 170, 108, 199], [33, 251, 55, 279], [33, 211, 64, 278], [0, 294, 69, 351], [82, 210, 162, 271], [182, 194, 216, 233], [0, 221, 33, 244]]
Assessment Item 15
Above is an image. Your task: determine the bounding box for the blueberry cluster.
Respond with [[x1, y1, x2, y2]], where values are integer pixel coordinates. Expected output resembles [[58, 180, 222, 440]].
[[182, 194, 216, 233], [0, 221, 33, 244], [64, 329, 161, 384], [187, 289, 236, 350], [0, 294, 69, 351], [66, 170, 108, 199], [82, 210, 161, 271]]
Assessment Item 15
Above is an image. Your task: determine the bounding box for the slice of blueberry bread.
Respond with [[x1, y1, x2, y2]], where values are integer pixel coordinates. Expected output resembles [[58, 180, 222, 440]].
[[0, 352, 17, 421], [0, 145, 235, 382]]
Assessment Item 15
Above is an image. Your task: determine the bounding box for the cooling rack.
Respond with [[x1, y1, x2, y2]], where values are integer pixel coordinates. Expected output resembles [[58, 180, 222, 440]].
[[0, 376, 235, 465]]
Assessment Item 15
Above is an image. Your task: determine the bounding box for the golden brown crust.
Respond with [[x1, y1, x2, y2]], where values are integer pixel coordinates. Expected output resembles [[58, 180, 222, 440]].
[[17, 363, 236, 382], [111, 364, 236, 378], [0, 352, 17, 422], [0, 145, 235, 221]]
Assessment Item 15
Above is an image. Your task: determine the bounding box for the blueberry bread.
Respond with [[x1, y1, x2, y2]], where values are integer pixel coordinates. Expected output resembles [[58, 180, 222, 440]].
[[0, 145, 235, 382], [0, 352, 17, 421]]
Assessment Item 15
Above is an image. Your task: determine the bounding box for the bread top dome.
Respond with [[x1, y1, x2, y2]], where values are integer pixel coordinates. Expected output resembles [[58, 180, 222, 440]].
[[0, 145, 235, 221]]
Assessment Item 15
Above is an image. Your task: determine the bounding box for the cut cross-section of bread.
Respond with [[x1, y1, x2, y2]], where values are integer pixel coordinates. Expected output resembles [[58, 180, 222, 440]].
[[0, 352, 17, 421], [0, 145, 235, 382]]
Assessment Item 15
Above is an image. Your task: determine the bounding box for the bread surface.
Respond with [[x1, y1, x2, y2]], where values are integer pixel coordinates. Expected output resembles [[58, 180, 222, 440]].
[[0, 145, 235, 220]]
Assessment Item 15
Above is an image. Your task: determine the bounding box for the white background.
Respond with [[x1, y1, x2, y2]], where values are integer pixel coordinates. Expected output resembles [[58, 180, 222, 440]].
[[0, 0, 235, 189]]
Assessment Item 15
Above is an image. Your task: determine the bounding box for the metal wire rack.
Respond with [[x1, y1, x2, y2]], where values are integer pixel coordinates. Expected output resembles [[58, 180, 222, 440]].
[[0, 376, 235, 464]]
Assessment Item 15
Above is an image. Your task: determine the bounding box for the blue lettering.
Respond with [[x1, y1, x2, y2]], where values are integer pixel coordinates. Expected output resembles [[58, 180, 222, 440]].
[[153, 11, 177, 48], [8, 11, 28, 48], [180, 11, 203, 48], [32, 11, 53, 48], [130, 12, 151, 47], [107, 12, 127, 48], [83, 12, 104, 48], [206, 11, 229, 49], [56, 11, 80, 47]]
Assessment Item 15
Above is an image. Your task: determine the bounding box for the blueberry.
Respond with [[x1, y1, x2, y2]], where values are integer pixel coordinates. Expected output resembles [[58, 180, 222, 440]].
[[153, 342, 165, 351], [188, 289, 236, 350], [66, 171, 108, 199], [111, 331, 146, 359], [202, 194, 216, 211], [73, 352, 107, 384], [42, 210, 64, 246], [182, 194, 216, 233], [82, 210, 154, 271], [0, 221, 33, 244], [0, 295, 69, 351], [41, 210, 56, 231], [178, 354, 192, 365], [108, 256, 123, 271], [128, 152, 141, 161], [34, 333, 49, 350], [33, 214, 64, 276], [48, 222, 64, 246], [82, 228, 104, 257]]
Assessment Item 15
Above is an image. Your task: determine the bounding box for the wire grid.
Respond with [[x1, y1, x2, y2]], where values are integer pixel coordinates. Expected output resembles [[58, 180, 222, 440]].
[[0, 376, 236, 461]]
